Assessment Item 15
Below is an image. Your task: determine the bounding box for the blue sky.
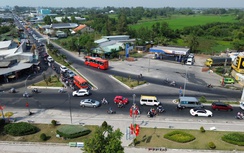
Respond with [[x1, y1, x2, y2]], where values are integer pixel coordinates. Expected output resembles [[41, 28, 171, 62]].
[[1, 0, 244, 8]]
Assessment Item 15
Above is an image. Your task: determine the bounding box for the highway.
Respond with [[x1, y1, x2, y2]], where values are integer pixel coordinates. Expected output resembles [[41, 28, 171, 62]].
[[4, 18, 242, 124]]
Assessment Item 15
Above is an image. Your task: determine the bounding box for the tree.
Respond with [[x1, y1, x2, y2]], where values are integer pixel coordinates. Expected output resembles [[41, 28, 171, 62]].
[[84, 121, 124, 153], [43, 15, 52, 25], [186, 34, 199, 53]]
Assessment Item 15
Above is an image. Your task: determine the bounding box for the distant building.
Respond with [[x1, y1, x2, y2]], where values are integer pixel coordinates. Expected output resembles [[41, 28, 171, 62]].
[[54, 16, 86, 22], [50, 23, 78, 29], [72, 24, 94, 34]]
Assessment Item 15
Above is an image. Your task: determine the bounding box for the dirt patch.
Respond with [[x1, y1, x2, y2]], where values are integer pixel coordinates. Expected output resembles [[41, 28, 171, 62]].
[[194, 54, 211, 66]]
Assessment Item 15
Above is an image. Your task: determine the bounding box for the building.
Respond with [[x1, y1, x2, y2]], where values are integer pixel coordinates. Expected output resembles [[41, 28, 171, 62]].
[[54, 16, 86, 22], [149, 46, 190, 61], [72, 24, 94, 34], [93, 35, 135, 55], [0, 41, 39, 84]]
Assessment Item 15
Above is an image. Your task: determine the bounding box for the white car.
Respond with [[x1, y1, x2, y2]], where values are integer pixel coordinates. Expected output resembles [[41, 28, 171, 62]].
[[190, 108, 213, 117], [47, 56, 54, 62], [72, 89, 89, 97], [60, 65, 68, 72], [240, 102, 244, 110]]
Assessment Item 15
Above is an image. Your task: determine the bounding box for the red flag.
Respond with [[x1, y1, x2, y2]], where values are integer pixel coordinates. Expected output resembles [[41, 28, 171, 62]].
[[135, 124, 140, 136], [129, 108, 133, 117]]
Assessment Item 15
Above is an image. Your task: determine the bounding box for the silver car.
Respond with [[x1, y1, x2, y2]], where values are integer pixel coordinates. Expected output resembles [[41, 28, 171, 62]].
[[80, 99, 100, 108]]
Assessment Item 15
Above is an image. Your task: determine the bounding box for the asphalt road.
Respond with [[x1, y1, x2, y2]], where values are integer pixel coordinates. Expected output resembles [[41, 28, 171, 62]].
[[1, 24, 242, 125]]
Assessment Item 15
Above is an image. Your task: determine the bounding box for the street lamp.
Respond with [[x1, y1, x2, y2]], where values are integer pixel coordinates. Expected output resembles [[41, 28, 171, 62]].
[[183, 66, 188, 97], [133, 94, 136, 104], [25, 75, 31, 94], [68, 93, 72, 124]]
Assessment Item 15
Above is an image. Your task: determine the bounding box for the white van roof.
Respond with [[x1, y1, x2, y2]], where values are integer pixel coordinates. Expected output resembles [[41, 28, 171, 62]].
[[140, 95, 157, 100], [179, 97, 198, 102]]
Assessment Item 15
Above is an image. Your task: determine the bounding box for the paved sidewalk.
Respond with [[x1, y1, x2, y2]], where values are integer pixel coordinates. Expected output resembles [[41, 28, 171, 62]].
[[1, 107, 244, 153]]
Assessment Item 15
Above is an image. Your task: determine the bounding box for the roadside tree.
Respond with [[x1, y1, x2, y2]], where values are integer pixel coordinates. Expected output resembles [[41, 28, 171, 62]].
[[84, 121, 124, 153]]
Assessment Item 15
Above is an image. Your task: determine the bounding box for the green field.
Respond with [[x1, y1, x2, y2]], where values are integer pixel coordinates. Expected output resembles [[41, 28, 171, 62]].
[[130, 15, 238, 30]]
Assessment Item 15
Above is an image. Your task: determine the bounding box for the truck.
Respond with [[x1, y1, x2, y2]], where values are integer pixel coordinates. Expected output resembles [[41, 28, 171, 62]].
[[204, 57, 232, 67]]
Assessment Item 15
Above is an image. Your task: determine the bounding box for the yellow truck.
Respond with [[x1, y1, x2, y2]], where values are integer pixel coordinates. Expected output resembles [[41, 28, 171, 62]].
[[205, 57, 232, 67]]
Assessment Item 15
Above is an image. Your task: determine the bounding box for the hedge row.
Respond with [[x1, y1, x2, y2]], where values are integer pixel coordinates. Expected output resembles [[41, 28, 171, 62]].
[[222, 133, 244, 146], [4, 122, 39, 136], [164, 130, 195, 143], [56, 125, 91, 139]]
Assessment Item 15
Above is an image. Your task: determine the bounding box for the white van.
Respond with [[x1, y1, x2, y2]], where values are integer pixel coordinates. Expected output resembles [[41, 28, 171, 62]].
[[177, 97, 203, 109], [140, 95, 161, 106]]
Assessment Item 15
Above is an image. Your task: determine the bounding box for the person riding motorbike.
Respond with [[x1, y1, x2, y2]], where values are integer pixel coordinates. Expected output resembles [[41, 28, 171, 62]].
[[102, 98, 108, 104], [32, 88, 39, 93], [117, 102, 124, 108], [157, 105, 164, 113], [10, 88, 16, 93], [107, 107, 116, 114]]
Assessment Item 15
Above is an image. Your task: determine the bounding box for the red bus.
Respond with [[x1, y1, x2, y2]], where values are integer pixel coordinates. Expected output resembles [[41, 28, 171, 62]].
[[73, 75, 89, 89], [84, 56, 109, 70]]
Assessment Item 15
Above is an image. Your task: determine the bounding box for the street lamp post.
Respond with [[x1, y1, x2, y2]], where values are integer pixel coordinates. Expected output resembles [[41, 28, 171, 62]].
[[25, 75, 31, 93], [183, 66, 188, 97], [68, 93, 72, 124]]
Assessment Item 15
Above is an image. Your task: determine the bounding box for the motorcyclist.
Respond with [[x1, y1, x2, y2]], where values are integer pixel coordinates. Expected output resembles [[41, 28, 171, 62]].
[[33, 88, 38, 93], [59, 88, 64, 93], [102, 98, 108, 104], [10, 88, 16, 93], [118, 102, 124, 108], [157, 105, 164, 113], [108, 107, 113, 113]]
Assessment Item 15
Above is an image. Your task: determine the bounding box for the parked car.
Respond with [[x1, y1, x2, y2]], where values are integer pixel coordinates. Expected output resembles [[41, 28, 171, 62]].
[[190, 108, 213, 117], [60, 65, 68, 73], [220, 78, 235, 84], [211, 102, 233, 111], [80, 99, 100, 108], [72, 89, 89, 97], [47, 56, 54, 62], [114, 96, 129, 104]]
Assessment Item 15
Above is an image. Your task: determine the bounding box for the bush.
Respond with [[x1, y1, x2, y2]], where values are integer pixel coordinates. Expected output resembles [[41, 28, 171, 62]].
[[4, 122, 39, 136], [56, 125, 91, 139], [40, 133, 47, 141], [208, 142, 216, 149], [199, 96, 207, 103], [51, 120, 57, 126], [200, 126, 205, 133], [164, 130, 195, 143], [222, 132, 244, 146]]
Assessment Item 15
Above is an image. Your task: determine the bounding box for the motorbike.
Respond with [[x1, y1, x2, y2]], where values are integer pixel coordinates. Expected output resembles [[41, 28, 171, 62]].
[[147, 110, 157, 118], [9, 88, 17, 93], [117, 103, 125, 108], [157, 106, 165, 113], [101, 98, 109, 105], [107, 109, 116, 114], [164, 78, 176, 86], [32, 88, 39, 93], [235, 115, 243, 120], [23, 92, 29, 98], [207, 84, 213, 88], [58, 88, 65, 93]]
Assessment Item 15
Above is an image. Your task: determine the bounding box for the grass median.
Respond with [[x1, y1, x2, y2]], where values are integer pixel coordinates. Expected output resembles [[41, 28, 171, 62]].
[[113, 75, 147, 88]]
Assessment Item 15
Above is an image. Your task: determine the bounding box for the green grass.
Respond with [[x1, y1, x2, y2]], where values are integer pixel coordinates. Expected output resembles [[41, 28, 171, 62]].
[[130, 15, 237, 30], [136, 127, 244, 151], [113, 75, 147, 88], [33, 75, 63, 87]]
